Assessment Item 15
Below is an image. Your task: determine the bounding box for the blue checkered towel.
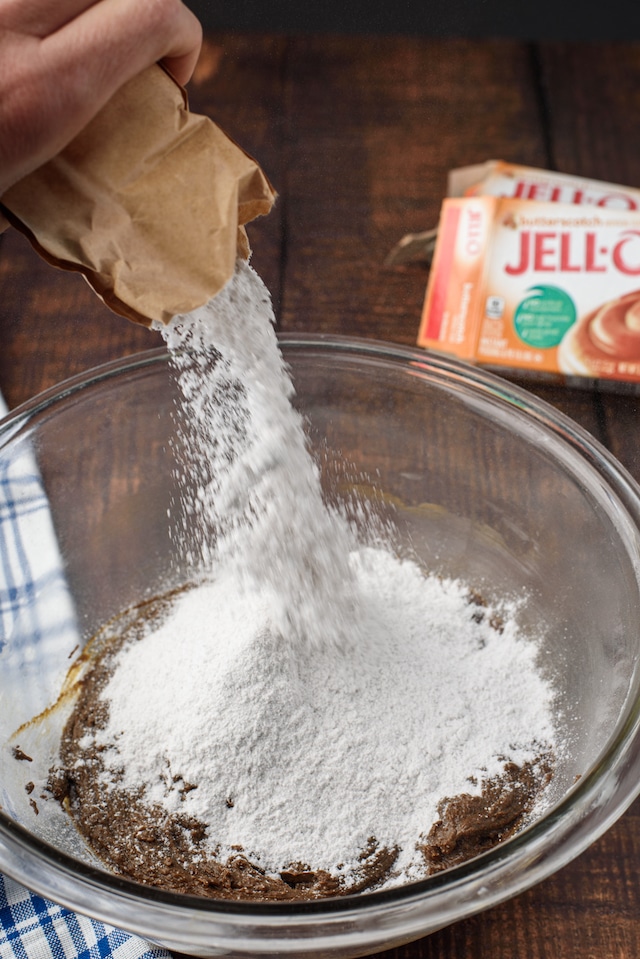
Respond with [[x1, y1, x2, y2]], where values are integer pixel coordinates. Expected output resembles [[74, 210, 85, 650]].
[[0, 395, 172, 959], [0, 875, 170, 959]]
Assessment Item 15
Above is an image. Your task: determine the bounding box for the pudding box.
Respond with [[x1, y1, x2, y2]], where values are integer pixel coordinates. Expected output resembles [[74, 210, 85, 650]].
[[417, 177, 640, 391]]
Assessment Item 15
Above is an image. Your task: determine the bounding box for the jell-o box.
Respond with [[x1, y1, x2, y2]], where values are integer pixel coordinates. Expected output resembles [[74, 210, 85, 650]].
[[417, 195, 640, 389], [448, 160, 640, 212]]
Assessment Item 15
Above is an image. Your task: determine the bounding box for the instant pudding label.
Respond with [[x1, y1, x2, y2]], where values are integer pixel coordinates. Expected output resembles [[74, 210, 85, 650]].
[[418, 196, 640, 386]]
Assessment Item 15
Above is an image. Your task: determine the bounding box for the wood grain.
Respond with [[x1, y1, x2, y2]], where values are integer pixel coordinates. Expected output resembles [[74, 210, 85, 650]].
[[279, 37, 549, 341], [0, 228, 153, 408]]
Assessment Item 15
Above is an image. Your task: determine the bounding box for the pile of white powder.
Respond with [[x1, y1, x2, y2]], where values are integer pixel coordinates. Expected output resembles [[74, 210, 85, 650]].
[[87, 261, 557, 888]]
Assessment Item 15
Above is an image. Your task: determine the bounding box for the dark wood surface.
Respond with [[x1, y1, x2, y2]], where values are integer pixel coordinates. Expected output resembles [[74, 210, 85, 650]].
[[2, 32, 640, 958]]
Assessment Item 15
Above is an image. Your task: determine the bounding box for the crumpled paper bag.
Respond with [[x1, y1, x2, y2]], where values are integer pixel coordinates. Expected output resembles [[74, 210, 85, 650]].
[[0, 65, 275, 326]]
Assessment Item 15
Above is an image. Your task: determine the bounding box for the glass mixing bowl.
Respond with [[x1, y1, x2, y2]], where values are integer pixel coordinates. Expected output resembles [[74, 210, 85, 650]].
[[2, 335, 640, 958]]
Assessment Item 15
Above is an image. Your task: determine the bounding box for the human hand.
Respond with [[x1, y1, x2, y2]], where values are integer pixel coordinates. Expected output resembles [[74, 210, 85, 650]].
[[0, 0, 203, 228]]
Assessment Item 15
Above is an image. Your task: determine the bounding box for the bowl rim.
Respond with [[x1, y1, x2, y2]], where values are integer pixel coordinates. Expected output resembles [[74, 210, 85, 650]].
[[2, 333, 640, 931]]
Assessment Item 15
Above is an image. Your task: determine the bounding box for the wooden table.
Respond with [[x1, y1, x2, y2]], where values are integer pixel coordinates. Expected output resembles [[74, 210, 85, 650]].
[[2, 31, 640, 958]]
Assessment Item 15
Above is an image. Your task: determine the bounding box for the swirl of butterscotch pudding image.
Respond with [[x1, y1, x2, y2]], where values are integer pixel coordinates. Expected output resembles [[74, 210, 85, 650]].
[[558, 290, 640, 378]]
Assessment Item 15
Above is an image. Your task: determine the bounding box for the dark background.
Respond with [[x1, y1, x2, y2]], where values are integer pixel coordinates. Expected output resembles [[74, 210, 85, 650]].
[[186, 0, 638, 42]]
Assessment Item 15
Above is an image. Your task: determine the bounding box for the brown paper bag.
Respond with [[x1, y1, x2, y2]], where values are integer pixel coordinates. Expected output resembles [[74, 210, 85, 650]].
[[0, 65, 275, 326]]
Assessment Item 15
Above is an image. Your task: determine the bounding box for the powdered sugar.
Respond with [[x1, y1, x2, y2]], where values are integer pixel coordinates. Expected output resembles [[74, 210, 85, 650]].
[[84, 260, 558, 889], [95, 547, 554, 885], [158, 261, 362, 653]]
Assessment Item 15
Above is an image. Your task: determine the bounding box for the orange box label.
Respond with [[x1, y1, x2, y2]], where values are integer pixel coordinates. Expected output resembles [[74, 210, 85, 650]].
[[417, 197, 640, 385]]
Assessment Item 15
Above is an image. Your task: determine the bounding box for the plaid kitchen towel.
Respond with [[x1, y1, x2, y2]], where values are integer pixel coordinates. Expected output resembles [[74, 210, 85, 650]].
[[0, 396, 172, 959], [0, 875, 171, 959], [0, 402, 77, 650]]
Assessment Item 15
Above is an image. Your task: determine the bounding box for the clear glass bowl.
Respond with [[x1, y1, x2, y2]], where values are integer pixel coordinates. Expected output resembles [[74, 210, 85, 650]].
[[2, 335, 640, 958]]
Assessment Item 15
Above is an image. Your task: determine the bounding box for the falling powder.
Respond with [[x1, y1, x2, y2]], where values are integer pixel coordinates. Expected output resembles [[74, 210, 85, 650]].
[[159, 260, 362, 654], [58, 260, 559, 894]]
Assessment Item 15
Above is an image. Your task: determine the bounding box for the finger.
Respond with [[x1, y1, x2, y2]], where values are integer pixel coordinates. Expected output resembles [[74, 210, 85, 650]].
[[0, 0, 102, 38], [159, 41, 203, 88], [0, 0, 202, 193], [0, 0, 202, 85], [45, 0, 203, 88]]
